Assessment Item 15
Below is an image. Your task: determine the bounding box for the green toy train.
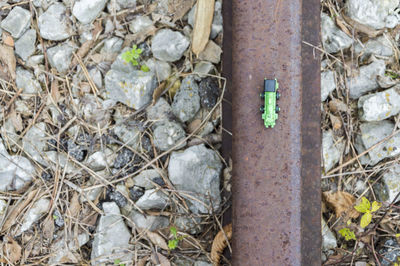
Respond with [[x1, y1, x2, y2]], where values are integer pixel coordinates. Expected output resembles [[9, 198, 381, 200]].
[[260, 78, 280, 128]]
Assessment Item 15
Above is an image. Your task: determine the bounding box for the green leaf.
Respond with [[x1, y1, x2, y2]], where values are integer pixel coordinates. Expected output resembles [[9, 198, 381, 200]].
[[360, 212, 372, 228], [136, 48, 142, 54], [168, 239, 179, 250], [354, 197, 370, 213], [170, 226, 177, 237], [141, 65, 150, 72], [371, 201, 381, 213], [132, 60, 139, 66], [114, 259, 121, 265], [338, 228, 356, 241], [53, 215, 58, 220]]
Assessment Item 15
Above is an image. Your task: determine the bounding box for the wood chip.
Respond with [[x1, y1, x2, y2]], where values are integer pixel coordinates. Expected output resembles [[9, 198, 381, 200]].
[[323, 191, 360, 219], [192, 0, 215, 56], [3, 33, 14, 47], [211, 223, 232, 265], [146, 231, 169, 250]]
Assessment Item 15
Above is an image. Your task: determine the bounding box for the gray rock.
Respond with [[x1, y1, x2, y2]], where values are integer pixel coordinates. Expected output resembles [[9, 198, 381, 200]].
[[135, 189, 169, 210], [168, 144, 222, 214], [194, 261, 212, 266], [321, 13, 353, 54], [109, 47, 136, 73], [188, 0, 223, 39], [72, 0, 108, 25], [356, 120, 400, 165], [129, 210, 169, 231], [379, 239, 400, 266], [381, 164, 400, 203], [198, 41, 222, 64], [133, 169, 163, 189], [16, 68, 41, 99], [355, 35, 394, 61], [15, 29, 36, 61], [144, 58, 171, 82], [38, 3, 72, 41], [47, 43, 76, 74], [87, 149, 115, 171], [91, 202, 132, 265], [0, 140, 34, 192], [80, 95, 111, 126], [321, 71, 336, 102], [154, 121, 186, 151], [358, 86, 400, 121], [322, 130, 345, 172], [1, 6, 31, 38], [101, 37, 123, 54], [88, 67, 103, 89], [22, 122, 47, 164], [322, 218, 337, 253], [348, 60, 386, 99], [172, 76, 201, 122], [199, 77, 219, 109], [48, 232, 89, 265], [194, 61, 215, 79], [20, 198, 50, 232], [129, 15, 153, 34], [146, 97, 173, 123], [114, 123, 141, 149], [105, 68, 157, 109], [33, 0, 58, 9], [175, 215, 202, 234], [345, 0, 399, 30], [151, 29, 190, 62], [45, 151, 79, 174], [107, 0, 136, 12]]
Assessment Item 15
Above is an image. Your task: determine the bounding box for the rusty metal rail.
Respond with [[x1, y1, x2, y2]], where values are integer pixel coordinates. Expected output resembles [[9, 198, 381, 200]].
[[223, 0, 321, 265]]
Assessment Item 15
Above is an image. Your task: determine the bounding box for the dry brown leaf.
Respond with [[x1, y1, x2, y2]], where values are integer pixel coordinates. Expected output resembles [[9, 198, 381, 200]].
[[42, 216, 55, 240], [3, 236, 21, 264], [188, 119, 202, 133], [69, 192, 81, 218], [51, 80, 61, 103], [152, 81, 166, 105], [329, 114, 342, 130], [71, 41, 93, 67], [137, 256, 149, 266], [146, 231, 169, 250], [2, 189, 38, 232], [123, 26, 157, 48], [150, 252, 171, 266], [323, 191, 360, 219], [342, 14, 384, 38], [0, 44, 16, 81], [192, 0, 215, 56], [211, 223, 232, 265], [9, 110, 23, 132]]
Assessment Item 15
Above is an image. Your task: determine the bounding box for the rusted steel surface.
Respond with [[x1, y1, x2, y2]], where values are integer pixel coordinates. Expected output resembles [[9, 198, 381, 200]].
[[230, 0, 321, 265]]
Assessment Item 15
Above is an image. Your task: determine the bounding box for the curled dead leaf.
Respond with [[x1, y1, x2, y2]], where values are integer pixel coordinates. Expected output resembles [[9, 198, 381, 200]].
[[3, 236, 21, 264], [192, 0, 215, 56], [146, 231, 169, 250], [328, 99, 348, 113], [323, 191, 360, 219], [211, 223, 232, 265], [329, 114, 342, 130], [0, 44, 16, 81]]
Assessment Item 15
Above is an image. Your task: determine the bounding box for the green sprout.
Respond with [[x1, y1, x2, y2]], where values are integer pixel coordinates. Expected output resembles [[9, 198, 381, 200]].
[[338, 228, 356, 241], [168, 226, 185, 250], [354, 197, 381, 228], [385, 71, 399, 79], [122, 45, 149, 72], [113, 259, 125, 266]]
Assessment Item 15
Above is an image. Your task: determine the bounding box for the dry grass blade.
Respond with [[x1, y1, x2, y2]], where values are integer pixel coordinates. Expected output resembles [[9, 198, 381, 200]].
[[342, 13, 384, 38], [323, 191, 359, 219], [1, 189, 38, 232], [192, 0, 215, 56], [211, 223, 232, 265]]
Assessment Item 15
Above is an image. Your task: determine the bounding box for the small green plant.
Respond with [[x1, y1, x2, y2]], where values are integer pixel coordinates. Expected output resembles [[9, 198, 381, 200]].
[[385, 71, 399, 79], [113, 259, 125, 266], [122, 45, 149, 72], [168, 226, 185, 250], [354, 197, 381, 228], [338, 228, 356, 241]]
